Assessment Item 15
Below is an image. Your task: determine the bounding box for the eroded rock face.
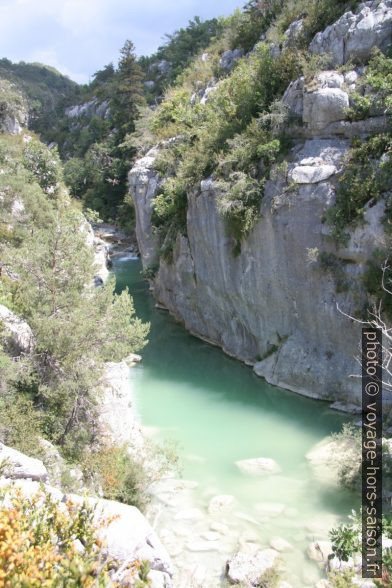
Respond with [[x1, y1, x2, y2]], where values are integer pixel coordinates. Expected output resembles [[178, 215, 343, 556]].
[[219, 49, 244, 71], [128, 146, 161, 269], [0, 304, 35, 355], [309, 0, 392, 65], [303, 87, 349, 130], [65, 99, 109, 120], [99, 361, 144, 449], [130, 135, 382, 403]]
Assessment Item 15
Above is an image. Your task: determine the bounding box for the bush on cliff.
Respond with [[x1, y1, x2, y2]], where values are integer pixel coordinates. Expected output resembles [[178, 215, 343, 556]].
[[325, 50, 392, 244]]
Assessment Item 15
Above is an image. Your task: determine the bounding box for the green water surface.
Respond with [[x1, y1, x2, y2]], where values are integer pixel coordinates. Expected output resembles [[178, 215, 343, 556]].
[[113, 257, 358, 579]]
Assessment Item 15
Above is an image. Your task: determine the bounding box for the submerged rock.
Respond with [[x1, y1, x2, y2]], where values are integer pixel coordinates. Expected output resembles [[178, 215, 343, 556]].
[[235, 457, 281, 476], [208, 494, 235, 515]]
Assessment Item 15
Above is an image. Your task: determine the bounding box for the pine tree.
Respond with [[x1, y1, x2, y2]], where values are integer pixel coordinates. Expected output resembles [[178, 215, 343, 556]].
[[110, 40, 146, 139]]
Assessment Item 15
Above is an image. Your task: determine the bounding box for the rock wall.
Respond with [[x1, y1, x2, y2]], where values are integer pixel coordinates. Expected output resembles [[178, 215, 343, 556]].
[[129, 1, 392, 406]]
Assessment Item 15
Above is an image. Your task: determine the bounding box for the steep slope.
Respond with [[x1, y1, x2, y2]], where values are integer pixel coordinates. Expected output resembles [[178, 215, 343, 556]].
[[130, 0, 392, 406], [0, 58, 79, 137]]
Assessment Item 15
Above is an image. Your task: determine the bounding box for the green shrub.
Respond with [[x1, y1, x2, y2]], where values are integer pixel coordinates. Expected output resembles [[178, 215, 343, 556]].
[[150, 43, 302, 256], [82, 440, 179, 512], [326, 52, 392, 242], [325, 134, 392, 244], [0, 393, 44, 458], [216, 173, 264, 254], [363, 249, 392, 320], [23, 137, 63, 196]]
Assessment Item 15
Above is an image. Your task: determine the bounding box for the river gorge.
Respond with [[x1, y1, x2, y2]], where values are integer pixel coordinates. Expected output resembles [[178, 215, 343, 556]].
[[113, 256, 359, 587]]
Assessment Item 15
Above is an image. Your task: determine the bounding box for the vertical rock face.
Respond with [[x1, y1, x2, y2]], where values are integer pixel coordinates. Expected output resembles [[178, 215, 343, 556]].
[[129, 2, 391, 405], [128, 147, 161, 269], [98, 360, 144, 449]]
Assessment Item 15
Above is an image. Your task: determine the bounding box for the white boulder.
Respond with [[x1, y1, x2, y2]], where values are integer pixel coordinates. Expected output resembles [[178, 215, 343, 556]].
[[0, 443, 48, 482], [99, 361, 144, 449], [226, 548, 280, 585], [235, 457, 281, 476], [303, 88, 349, 130]]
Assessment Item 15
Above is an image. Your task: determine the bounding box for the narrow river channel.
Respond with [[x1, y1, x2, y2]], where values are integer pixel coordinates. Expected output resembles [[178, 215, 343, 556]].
[[113, 256, 358, 586]]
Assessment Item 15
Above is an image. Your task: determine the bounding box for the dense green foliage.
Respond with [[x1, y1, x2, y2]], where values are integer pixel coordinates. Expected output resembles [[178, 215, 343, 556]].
[[325, 50, 392, 244], [59, 41, 145, 226], [150, 43, 302, 254], [329, 510, 392, 585], [139, 16, 224, 101], [0, 58, 79, 135], [0, 134, 149, 463], [143, 0, 366, 257]]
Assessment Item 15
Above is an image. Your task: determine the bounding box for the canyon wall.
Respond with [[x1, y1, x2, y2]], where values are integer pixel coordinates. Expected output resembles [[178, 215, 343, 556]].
[[130, 0, 392, 405]]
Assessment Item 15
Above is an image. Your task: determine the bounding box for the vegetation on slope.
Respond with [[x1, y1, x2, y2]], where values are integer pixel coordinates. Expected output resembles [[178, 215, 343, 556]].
[[0, 58, 79, 135], [0, 131, 150, 488], [139, 16, 225, 102], [146, 0, 363, 256]]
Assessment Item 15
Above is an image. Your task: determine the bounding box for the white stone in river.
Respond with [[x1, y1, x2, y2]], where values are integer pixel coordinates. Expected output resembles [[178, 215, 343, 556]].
[[208, 494, 235, 515], [235, 457, 281, 476], [270, 536, 293, 552], [174, 508, 204, 521], [226, 549, 280, 585], [186, 540, 221, 552], [201, 531, 221, 542], [255, 502, 285, 517], [210, 521, 230, 534]]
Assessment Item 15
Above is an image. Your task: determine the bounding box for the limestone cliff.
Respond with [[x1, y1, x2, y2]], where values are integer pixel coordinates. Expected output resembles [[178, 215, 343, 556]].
[[130, 0, 392, 406]]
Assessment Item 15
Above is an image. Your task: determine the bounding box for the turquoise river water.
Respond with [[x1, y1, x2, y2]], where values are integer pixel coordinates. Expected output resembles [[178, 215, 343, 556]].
[[113, 257, 358, 585]]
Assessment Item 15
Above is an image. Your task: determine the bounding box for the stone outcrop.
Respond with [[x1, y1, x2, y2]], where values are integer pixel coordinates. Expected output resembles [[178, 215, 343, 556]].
[[99, 360, 144, 449], [128, 146, 161, 268], [0, 304, 35, 355], [0, 80, 27, 135], [219, 49, 244, 71], [81, 219, 110, 284], [0, 443, 48, 482], [130, 136, 373, 404], [309, 0, 392, 65], [129, 2, 391, 406], [65, 98, 109, 120]]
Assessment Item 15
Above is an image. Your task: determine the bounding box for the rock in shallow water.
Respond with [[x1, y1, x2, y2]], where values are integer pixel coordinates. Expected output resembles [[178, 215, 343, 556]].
[[208, 494, 235, 515], [235, 457, 281, 476], [226, 548, 280, 585]]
